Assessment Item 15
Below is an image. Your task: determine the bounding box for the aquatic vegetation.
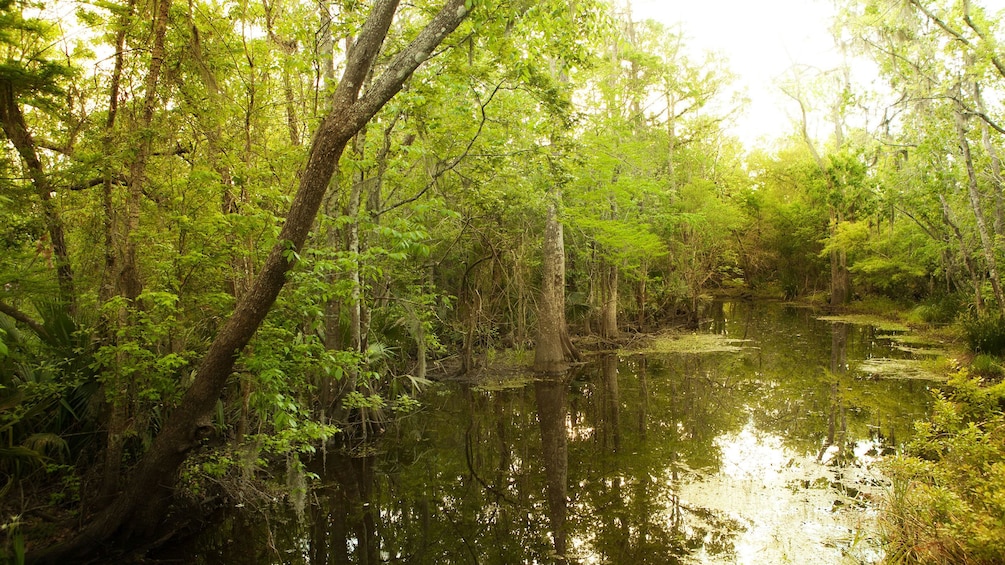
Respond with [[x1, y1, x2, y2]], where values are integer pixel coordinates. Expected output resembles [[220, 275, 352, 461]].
[[817, 314, 910, 333], [628, 333, 753, 354], [856, 358, 946, 381]]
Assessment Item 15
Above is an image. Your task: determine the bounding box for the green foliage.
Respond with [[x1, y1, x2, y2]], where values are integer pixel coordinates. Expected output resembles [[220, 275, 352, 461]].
[[1, 513, 25, 565], [882, 371, 1005, 564], [969, 354, 1004, 382], [0, 303, 93, 496], [961, 314, 1005, 357], [911, 294, 964, 325]]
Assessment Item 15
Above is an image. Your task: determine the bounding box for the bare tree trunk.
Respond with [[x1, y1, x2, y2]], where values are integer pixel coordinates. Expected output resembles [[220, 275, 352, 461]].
[[533, 201, 580, 374], [974, 82, 1005, 236], [939, 193, 984, 313], [92, 0, 135, 505], [264, 0, 302, 146], [28, 2, 473, 561], [0, 83, 74, 309], [956, 109, 1005, 315], [348, 130, 367, 357], [600, 260, 619, 338], [120, 0, 171, 303]]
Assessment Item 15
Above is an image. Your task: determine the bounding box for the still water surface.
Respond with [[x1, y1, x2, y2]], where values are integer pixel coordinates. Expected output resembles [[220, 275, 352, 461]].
[[175, 301, 943, 564]]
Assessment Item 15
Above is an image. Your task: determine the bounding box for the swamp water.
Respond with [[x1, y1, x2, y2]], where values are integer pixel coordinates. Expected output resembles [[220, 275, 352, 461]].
[[171, 301, 944, 564]]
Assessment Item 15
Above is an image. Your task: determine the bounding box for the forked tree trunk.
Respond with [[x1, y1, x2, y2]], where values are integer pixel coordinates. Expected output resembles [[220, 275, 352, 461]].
[[28, 2, 473, 561], [101, 0, 171, 504]]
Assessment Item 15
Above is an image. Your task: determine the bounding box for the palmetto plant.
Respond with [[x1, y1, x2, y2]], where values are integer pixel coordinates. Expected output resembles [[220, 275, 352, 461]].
[[0, 300, 95, 496]]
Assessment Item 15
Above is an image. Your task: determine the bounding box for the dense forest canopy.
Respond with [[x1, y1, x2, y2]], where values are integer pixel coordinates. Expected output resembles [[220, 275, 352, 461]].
[[3, 0, 1005, 561]]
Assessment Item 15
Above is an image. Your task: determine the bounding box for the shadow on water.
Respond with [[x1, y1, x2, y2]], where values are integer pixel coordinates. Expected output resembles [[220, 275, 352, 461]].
[[166, 301, 940, 564]]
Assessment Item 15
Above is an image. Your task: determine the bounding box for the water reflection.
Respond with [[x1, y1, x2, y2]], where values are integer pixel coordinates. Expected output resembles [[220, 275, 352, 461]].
[[170, 301, 938, 564], [535, 378, 569, 561]]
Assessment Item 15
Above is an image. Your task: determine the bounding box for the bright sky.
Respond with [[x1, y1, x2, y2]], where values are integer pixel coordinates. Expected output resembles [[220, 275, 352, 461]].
[[631, 0, 1005, 148], [631, 0, 844, 146]]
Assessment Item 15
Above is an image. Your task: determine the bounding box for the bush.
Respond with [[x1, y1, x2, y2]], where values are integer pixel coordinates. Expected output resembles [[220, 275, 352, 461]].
[[970, 354, 1004, 382], [881, 371, 1005, 564], [961, 314, 1005, 356], [912, 294, 963, 325]]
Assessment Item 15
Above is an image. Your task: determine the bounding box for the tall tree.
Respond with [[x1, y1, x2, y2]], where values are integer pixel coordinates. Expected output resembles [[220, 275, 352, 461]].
[[30, 0, 475, 560], [0, 5, 75, 310]]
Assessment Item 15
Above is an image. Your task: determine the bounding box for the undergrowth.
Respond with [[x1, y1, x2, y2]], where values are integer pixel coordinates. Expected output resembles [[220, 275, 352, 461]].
[[881, 371, 1005, 564]]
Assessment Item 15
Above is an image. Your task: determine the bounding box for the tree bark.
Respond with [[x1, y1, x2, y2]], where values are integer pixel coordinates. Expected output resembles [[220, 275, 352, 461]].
[[533, 201, 580, 374], [956, 109, 1005, 316], [939, 193, 984, 313], [28, 1, 473, 561], [0, 81, 74, 310], [120, 0, 172, 303], [600, 260, 619, 339], [974, 82, 1005, 236]]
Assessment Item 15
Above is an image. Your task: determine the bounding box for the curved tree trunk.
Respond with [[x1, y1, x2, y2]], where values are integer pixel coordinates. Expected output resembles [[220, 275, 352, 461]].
[[0, 81, 74, 310], [28, 2, 473, 561]]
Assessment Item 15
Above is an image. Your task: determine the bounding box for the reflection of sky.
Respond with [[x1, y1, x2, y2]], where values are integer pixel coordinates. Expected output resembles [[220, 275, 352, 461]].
[[675, 423, 885, 564]]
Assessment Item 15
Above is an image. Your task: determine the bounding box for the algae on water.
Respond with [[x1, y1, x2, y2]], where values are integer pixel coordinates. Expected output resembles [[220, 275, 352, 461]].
[[855, 357, 946, 381], [630, 333, 753, 355], [816, 314, 909, 333]]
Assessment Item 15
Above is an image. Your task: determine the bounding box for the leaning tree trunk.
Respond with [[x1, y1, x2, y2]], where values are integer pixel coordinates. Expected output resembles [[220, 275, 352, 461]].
[[0, 81, 74, 310], [957, 109, 1005, 316], [28, 2, 473, 561], [534, 200, 581, 374]]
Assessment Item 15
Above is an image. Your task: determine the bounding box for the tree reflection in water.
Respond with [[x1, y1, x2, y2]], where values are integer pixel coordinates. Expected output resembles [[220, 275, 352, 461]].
[[168, 301, 938, 564]]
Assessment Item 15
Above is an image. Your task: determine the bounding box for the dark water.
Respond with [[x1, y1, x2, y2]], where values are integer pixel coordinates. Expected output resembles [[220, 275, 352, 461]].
[[172, 301, 941, 564]]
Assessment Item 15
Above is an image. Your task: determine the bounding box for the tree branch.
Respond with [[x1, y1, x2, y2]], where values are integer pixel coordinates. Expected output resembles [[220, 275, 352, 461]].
[[961, 0, 1005, 81], [378, 80, 502, 216], [0, 301, 51, 342], [331, 0, 401, 110], [354, 0, 471, 125]]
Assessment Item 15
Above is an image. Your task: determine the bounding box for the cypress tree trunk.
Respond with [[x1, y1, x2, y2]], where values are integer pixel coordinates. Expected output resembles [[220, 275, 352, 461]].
[[534, 200, 580, 374]]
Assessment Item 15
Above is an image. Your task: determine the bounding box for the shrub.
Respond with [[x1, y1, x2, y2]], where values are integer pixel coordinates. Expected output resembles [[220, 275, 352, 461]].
[[911, 294, 963, 325], [969, 354, 1004, 382], [961, 314, 1005, 356], [881, 371, 1005, 564]]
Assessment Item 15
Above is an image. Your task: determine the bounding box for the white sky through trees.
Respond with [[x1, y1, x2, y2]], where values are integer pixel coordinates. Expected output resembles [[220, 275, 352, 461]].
[[632, 0, 850, 146], [631, 0, 1005, 147]]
